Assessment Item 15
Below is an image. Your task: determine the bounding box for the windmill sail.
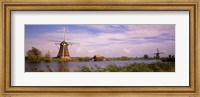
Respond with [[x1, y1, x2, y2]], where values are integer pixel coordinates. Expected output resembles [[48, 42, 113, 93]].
[[48, 27, 80, 61], [67, 42, 80, 45], [64, 27, 66, 41], [154, 48, 164, 59], [48, 40, 62, 42]]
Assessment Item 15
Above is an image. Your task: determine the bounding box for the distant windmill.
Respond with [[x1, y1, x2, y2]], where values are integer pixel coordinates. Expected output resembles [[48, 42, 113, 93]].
[[48, 27, 79, 61], [154, 48, 164, 59]]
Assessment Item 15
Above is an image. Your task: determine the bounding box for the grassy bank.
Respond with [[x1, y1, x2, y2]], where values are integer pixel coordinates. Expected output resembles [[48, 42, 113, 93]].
[[75, 62, 175, 72], [26, 56, 175, 62]]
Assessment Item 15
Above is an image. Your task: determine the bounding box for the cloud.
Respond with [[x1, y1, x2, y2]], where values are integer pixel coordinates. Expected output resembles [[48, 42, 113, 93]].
[[161, 50, 167, 53], [123, 48, 130, 53], [88, 49, 95, 53], [25, 24, 175, 57], [76, 48, 81, 53]]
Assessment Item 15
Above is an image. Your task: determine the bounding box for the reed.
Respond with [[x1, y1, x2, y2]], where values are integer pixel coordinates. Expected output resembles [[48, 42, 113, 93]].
[[75, 62, 175, 72]]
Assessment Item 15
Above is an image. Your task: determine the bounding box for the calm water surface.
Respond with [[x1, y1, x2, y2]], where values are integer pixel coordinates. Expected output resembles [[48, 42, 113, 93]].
[[25, 60, 160, 72]]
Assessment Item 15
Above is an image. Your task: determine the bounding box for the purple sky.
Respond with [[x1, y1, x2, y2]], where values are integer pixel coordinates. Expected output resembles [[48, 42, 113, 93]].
[[25, 24, 175, 57]]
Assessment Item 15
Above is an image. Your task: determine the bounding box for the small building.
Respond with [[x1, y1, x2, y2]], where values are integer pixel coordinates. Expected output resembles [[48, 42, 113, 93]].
[[94, 54, 101, 58], [93, 54, 106, 61]]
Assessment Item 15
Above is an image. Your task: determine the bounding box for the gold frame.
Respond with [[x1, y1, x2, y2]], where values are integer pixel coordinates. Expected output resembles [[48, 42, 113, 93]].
[[0, 0, 199, 97]]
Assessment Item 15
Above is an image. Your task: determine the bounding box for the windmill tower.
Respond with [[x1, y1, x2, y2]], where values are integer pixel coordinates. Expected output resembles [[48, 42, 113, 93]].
[[154, 48, 164, 59], [48, 27, 79, 61], [57, 27, 70, 60]]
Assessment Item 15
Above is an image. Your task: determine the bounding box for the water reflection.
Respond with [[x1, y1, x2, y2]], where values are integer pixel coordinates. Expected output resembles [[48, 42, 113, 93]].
[[30, 62, 70, 72], [59, 62, 69, 72], [46, 65, 53, 72], [26, 60, 161, 72]]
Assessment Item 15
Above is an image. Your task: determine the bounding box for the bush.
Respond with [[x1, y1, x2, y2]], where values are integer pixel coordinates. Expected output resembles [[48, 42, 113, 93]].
[[117, 56, 130, 60], [26, 47, 42, 63], [78, 66, 93, 72], [102, 64, 122, 72], [77, 57, 91, 61], [94, 57, 104, 61], [161, 57, 175, 62], [143, 54, 149, 59], [44, 51, 52, 62]]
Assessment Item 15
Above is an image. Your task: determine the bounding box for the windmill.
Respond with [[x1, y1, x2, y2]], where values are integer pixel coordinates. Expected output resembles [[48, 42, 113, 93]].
[[48, 27, 79, 61], [154, 48, 164, 59]]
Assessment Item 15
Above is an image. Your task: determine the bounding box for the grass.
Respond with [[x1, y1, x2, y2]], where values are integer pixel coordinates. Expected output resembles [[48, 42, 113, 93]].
[[75, 62, 175, 72]]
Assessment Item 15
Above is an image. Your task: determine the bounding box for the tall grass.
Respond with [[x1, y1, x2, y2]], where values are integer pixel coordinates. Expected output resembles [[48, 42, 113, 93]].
[[75, 62, 175, 72]]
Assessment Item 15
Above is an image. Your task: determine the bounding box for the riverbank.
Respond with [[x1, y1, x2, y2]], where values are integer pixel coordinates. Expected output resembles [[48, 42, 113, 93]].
[[75, 62, 175, 72], [25, 56, 175, 63]]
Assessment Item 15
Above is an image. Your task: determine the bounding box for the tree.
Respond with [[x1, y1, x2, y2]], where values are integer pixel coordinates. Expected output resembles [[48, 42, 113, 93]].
[[44, 51, 52, 62], [26, 47, 42, 63], [143, 54, 149, 59]]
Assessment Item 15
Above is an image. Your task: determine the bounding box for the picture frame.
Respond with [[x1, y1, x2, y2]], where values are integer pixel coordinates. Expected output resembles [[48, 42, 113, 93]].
[[0, 0, 199, 97]]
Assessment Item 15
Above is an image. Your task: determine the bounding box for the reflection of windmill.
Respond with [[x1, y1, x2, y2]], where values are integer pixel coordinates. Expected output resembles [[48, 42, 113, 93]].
[[154, 48, 164, 59], [48, 27, 79, 61], [59, 62, 69, 72]]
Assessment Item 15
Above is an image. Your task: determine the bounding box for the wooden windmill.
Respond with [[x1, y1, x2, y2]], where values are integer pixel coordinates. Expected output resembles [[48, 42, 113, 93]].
[[154, 48, 164, 59], [49, 27, 79, 61]]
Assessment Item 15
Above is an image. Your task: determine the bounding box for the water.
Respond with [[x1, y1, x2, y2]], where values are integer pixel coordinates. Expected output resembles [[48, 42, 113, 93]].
[[25, 60, 160, 72]]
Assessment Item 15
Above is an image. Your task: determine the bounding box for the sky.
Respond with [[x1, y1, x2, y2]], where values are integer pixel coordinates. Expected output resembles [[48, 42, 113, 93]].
[[25, 24, 175, 57]]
